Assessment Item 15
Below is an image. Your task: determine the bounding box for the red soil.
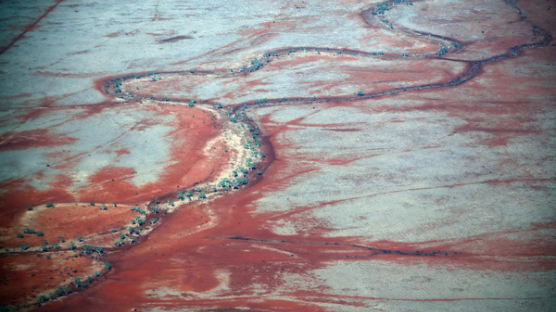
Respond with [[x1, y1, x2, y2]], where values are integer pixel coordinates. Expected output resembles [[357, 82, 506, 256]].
[[4, 0, 556, 310], [0, 252, 100, 305], [0, 203, 141, 249], [0, 129, 77, 151]]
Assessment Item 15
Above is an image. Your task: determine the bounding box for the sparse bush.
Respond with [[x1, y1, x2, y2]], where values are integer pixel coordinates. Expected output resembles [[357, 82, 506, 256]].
[[74, 277, 86, 288], [36, 295, 49, 304], [54, 286, 68, 297], [82, 245, 103, 255], [254, 98, 268, 105], [436, 46, 449, 56], [131, 206, 147, 214], [250, 58, 263, 71], [219, 178, 232, 190]]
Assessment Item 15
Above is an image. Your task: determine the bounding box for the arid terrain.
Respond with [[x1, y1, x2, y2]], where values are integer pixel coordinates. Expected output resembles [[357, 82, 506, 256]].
[[0, 0, 555, 311]]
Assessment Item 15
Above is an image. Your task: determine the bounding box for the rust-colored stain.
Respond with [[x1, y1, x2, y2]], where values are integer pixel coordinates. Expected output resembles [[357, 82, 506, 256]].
[[1, 0, 555, 311]]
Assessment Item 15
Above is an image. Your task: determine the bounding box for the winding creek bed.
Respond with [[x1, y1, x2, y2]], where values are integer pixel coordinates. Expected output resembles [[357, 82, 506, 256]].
[[1, 0, 555, 311]]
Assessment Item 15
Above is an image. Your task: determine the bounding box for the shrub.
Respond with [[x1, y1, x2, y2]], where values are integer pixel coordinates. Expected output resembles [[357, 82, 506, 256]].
[[54, 286, 68, 297], [36, 295, 49, 304], [74, 277, 85, 288], [254, 98, 268, 105], [250, 59, 263, 71], [219, 178, 232, 189], [131, 206, 147, 214], [436, 46, 449, 56], [82, 245, 103, 255], [24, 228, 38, 235]]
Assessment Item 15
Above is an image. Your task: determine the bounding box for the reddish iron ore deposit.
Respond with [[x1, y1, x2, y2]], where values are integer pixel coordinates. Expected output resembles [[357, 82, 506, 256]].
[[1, 0, 555, 311]]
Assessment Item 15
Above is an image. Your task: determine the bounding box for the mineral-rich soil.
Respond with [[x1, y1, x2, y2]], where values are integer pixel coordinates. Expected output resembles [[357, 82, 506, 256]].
[[0, 0, 555, 311]]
